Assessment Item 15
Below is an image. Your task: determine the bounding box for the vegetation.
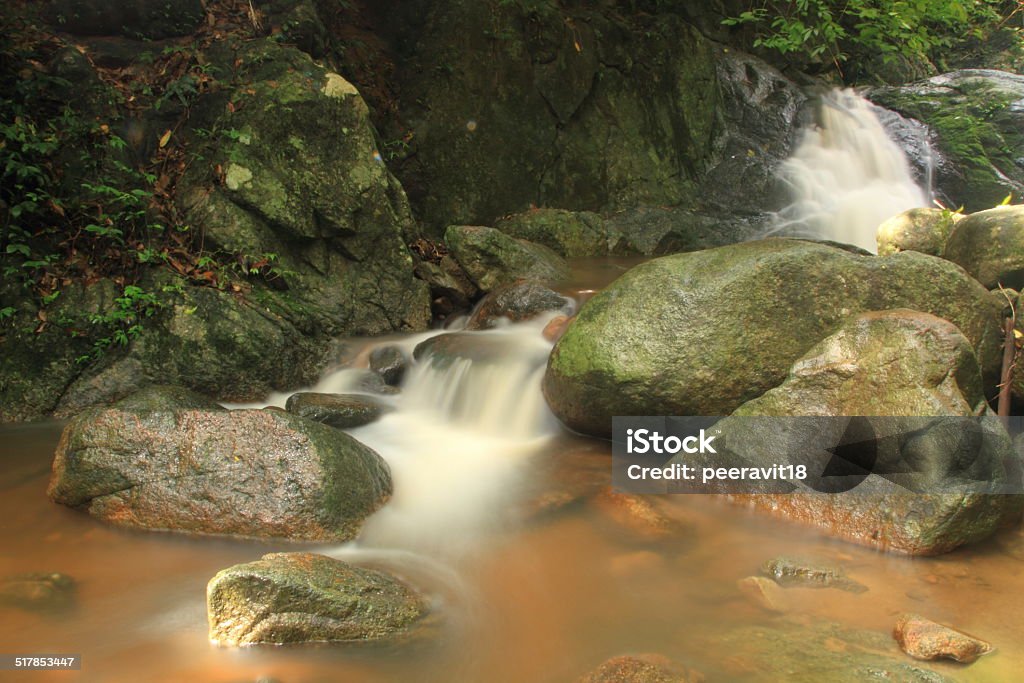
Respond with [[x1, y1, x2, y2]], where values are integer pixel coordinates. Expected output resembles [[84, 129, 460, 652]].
[[724, 0, 1024, 78]]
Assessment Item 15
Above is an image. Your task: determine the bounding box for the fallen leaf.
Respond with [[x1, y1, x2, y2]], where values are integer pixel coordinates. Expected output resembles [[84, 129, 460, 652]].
[[158, 129, 172, 148]]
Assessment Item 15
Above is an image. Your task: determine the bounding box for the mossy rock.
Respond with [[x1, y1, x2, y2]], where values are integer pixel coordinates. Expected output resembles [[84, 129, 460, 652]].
[[942, 205, 1024, 289], [876, 208, 962, 257], [444, 225, 569, 293]]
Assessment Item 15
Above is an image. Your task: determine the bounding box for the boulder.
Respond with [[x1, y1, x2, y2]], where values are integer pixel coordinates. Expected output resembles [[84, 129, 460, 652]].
[[285, 392, 390, 429], [876, 208, 963, 256], [942, 205, 1024, 289], [48, 386, 391, 541], [444, 226, 569, 293], [869, 70, 1024, 211], [578, 654, 701, 683], [544, 240, 1004, 437], [494, 209, 626, 257], [45, 0, 205, 39], [893, 614, 994, 664], [207, 552, 426, 646], [760, 557, 867, 593], [368, 346, 408, 386], [414, 256, 479, 319], [465, 281, 572, 330]]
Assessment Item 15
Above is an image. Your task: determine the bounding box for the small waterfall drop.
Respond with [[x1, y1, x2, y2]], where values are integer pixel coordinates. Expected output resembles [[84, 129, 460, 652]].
[[772, 88, 928, 252]]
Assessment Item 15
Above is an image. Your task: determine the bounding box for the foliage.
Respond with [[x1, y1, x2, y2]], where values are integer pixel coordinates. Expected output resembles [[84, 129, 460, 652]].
[[724, 0, 1023, 76]]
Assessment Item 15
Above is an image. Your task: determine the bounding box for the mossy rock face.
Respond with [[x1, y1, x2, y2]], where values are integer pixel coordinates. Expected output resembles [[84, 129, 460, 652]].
[[207, 552, 427, 646], [45, 0, 205, 39], [876, 208, 962, 257], [869, 70, 1024, 212], [494, 209, 627, 258], [444, 225, 569, 293], [942, 205, 1024, 289], [179, 39, 429, 337], [543, 240, 1003, 437], [48, 387, 392, 541]]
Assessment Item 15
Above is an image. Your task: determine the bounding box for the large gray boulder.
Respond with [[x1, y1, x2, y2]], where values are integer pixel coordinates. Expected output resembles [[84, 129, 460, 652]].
[[48, 386, 392, 541], [543, 240, 1004, 437], [207, 552, 427, 646]]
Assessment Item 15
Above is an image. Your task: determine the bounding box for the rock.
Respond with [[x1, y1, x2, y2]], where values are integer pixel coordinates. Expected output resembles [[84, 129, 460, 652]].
[[705, 310, 1021, 555], [0, 572, 75, 612], [544, 240, 1004, 437], [48, 386, 391, 541], [494, 209, 627, 257], [349, 369, 400, 396], [578, 654, 702, 683], [285, 392, 390, 429], [445, 226, 569, 293], [942, 205, 1024, 289], [412, 332, 541, 370], [760, 557, 867, 594], [737, 576, 789, 613], [178, 39, 429, 336], [603, 207, 770, 256], [465, 281, 572, 330], [207, 552, 426, 646], [869, 70, 1024, 211], [877, 208, 963, 256], [45, 0, 205, 39], [542, 314, 572, 343], [893, 614, 994, 663], [516, 442, 611, 521], [368, 346, 408, 386], [590, 488, 682, 543], [414, 256, 478, 319]]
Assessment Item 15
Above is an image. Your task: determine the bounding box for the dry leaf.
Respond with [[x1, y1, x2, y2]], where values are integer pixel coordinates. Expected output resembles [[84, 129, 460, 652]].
[[158, 129, 172, 148]]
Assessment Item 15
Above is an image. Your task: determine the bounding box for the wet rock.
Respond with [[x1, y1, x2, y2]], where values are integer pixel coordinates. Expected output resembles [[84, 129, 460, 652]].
[[414, 256, 478, 319], [465, 281, 573, 330], [590, 488, 681, 543], [737, 576, 789, 613], [602, 207, 769, 256], [877, 208, 963, 256], [0, 572, 75, 612], [285, 392, 390, 429], [350, 369, 400, 396], [413, 331, 548, 370], [893, 614, 994, 664], [48, 386, 391, 541], [544, 240, 1003, 437], [207, 552, 426, 646], [368, 346, 408, 386], [869, 70, 1024, 212], [760, 557, 867, 594], [517, 442, 612, 521], [542, 314, 573, 343], [943, 205, 1024, 289], [578, 654, 702, 683], [494, 209, 627, 257], [445, 226, 569, 293]]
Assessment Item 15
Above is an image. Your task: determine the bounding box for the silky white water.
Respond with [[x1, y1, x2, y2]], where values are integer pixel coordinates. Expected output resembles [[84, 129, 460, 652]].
[[772, 88, 928, 252]]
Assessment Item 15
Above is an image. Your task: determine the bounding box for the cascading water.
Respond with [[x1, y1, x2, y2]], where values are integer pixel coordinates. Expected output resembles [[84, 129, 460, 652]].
[[771, 88, 928, 252]]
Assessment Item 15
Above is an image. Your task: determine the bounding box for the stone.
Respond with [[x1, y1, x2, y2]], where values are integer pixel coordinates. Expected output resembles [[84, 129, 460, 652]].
[[444, 225, 569, 293], [285, 392, 390, 429], [737, 576, 789, 613], [544, 240, 1004, 438], [760, 557, 867, 594], [48, 386, 391, 541], [578, 654, 702, 683], [877, 208, 963, 256], [0, 572, 75, 612], [368, 346, 408, 386], [942, 205, 1024, 289], [465, 280, 572, 330], [542, 314, 572, 343], [207, 552, 426, 646], [590, 488, 682, 543], [893, 614, 994, 663], [494, 209, 626, 257]]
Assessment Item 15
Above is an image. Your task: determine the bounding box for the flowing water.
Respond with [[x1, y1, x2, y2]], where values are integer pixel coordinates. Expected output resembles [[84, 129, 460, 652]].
[[2, 260, 1024, 683], [771, 88, 929, 253]]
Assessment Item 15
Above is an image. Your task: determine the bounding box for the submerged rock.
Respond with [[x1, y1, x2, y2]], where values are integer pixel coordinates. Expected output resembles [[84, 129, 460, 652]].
[[207, 552, 427, 646], [590, 488, 683, 543], [48, 386, 391, 541], [877, 208, 962, 257], [285, 392, 391, 429], [737, 576, 790, 614], [893, 614, 994, 664], [578, 654, 702, 683], [760, 557, 867, 594], [368, 346, 408, 386], [465, 281, 573, 330], [942, 205, 1024, 289], [445, 225, 570, 293], [544, 240, 1003, 437], [0, 572, 75, 612]]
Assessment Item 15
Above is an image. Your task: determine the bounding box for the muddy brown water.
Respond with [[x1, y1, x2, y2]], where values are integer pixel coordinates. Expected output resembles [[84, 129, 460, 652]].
[[2, 258, 1023, 683]]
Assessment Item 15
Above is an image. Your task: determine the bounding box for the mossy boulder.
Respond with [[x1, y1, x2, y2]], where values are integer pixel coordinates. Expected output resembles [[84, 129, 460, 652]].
[[444, 225, 569, 293], [48, 386, 392, 541], [494, 209, 626, 258], [543, 240, 1003, 437], [285, 392, 391, 429], [465, 280, 573, 330], [207, 552, 427, 646], [45, 0, 205, 39], [876, 208, 963, 256], [942, 205, 1024, 289], [869, 70, 1024, 212]]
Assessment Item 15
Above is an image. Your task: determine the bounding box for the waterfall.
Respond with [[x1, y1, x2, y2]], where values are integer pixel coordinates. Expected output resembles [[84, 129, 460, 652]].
[[771, 88, 928, 252]]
